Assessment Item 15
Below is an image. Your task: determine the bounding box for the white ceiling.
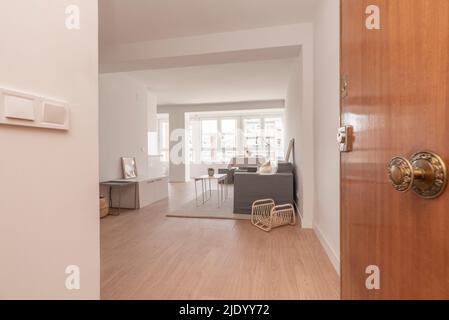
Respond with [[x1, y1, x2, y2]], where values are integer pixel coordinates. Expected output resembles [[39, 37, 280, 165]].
[[99, 0, 317, 45], [126, 58, 296, 105]]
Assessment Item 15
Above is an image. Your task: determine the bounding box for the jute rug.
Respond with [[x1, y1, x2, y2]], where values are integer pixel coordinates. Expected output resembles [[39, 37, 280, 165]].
[[166, 185, 250, 220]]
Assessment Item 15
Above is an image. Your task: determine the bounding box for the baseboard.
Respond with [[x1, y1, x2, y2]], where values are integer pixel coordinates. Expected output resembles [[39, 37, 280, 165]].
[[293, 200, 305, 227], [313, 223, 340, 275], [293, 200, 315, 229]]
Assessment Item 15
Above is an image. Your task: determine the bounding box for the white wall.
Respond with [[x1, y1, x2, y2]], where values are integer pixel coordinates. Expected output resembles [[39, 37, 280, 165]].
[[158, 100, 284, 114], [147, 91, 158, 132], [101, 24, 310, 73], [0, 0, 99, 299], [99, 74, 149, 181], [284, 58, 302, 208], [284, 41, 315, 230], [312, 0, 341, 273], [284, 56, 315, 229]]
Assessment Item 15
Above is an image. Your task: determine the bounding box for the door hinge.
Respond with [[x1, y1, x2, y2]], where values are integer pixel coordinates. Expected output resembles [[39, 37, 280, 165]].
[[341, 75, 349, 99]]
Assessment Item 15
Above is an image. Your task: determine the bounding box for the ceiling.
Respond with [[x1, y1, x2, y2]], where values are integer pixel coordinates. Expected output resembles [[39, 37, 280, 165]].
[[99, 0, 317, 45], [126, 58, 296, 105]]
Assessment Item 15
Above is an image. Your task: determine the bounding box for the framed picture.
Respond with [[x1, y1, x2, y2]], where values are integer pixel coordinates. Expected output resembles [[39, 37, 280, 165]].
[[121, 157, 138, 179], [285, 139, 294, 162]]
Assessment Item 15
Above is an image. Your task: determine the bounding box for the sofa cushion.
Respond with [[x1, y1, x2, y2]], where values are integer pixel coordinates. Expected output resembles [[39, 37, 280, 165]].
[[277, 161, 294, 174], [258, 160, 273, 174]]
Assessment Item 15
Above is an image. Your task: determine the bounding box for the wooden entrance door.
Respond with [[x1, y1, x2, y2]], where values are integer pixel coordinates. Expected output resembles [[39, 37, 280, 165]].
[[341, 0, 449, 299]]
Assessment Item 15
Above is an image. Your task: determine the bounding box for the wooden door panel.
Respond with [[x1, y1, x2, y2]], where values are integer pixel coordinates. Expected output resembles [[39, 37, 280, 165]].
[[341, 0, 449, 299]]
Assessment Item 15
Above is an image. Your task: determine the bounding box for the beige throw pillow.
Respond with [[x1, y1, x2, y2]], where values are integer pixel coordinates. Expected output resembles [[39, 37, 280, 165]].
[[259, 160, 273, 174]]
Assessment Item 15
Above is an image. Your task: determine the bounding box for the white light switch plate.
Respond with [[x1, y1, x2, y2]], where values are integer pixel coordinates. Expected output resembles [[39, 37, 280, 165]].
[[0, 88, 69, 130], [42, 102, 68, 125], [4, 94, 35, 121]]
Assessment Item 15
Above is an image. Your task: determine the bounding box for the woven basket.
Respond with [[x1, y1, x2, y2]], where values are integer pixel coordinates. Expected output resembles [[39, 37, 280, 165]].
[[100, 195, 109, 218], [251, 199, 296, 232]]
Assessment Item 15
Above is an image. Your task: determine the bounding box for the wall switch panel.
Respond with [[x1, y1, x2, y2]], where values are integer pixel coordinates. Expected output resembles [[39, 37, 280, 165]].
[[4, 94, 35, 121], [0, 88, 69, 130], [42, 102, 67, 125]]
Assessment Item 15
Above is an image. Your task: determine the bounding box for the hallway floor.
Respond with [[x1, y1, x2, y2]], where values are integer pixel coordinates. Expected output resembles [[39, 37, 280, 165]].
[[100, 182, 340, 299]]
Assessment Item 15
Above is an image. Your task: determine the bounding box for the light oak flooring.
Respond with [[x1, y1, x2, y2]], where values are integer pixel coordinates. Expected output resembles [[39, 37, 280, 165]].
[[100, 182, 340, 300]]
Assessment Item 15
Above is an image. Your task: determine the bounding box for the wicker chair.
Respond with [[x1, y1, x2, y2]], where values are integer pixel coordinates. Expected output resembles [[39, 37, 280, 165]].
[[251, 199, 296, 232]]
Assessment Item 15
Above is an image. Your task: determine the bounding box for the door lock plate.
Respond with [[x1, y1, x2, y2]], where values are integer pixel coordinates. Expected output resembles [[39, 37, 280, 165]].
[[338, 125, 353, 152]]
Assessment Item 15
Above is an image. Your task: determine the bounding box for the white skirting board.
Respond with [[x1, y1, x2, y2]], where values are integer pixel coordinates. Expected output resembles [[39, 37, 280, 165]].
[[293, 201, 304, 227], [313, 223, 340, 275], [290, 201, 340, 275]]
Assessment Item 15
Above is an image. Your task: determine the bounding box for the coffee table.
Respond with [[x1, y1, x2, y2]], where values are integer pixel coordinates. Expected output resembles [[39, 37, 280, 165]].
[[194, 174, 228, 208]]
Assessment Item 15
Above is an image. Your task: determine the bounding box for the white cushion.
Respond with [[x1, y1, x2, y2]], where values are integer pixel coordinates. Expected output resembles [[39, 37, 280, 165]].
[[258, 160, 273, 174]]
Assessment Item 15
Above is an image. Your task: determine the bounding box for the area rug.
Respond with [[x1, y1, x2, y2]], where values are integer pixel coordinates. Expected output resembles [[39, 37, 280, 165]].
[[166, 186, 250, 220]]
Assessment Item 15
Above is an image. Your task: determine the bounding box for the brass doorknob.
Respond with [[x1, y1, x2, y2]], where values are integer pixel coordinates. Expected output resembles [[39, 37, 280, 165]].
[[387, 151, 447, 199]]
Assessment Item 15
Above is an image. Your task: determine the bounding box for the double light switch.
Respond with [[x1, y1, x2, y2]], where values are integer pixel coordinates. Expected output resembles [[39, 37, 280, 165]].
[[0, 88, 69, 130]]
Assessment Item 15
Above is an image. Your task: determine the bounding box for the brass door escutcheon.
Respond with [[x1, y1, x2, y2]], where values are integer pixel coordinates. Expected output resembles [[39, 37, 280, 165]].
[[387, 151, 447, 199]]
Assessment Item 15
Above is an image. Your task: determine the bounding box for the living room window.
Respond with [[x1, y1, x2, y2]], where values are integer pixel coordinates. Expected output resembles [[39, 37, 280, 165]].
[[243, 118, 262, 157], [263, 117, 284, 162], [220, 119, 237, 162], [243, 116, 284, 162], [201, 119, 218, 162], [198, 118, 237, 163], [187, 110, 284, 165]]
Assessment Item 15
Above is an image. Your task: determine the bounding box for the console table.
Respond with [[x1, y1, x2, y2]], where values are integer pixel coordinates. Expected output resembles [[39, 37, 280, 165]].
[[100, 175, 168, 214], [100, 181, 138, 215]]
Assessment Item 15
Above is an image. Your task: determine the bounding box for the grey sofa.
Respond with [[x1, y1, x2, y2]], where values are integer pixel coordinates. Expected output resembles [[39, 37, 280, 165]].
[[233, 171, 294, 214]]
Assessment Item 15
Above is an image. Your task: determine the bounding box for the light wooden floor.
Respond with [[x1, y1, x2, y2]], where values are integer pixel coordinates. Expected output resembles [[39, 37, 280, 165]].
[[100, 182, 340, 300]]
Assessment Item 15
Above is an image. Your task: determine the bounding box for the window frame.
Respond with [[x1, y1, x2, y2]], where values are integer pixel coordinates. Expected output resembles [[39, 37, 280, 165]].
[[188, 111, 284, 164], [198, 116, 238, 164]]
